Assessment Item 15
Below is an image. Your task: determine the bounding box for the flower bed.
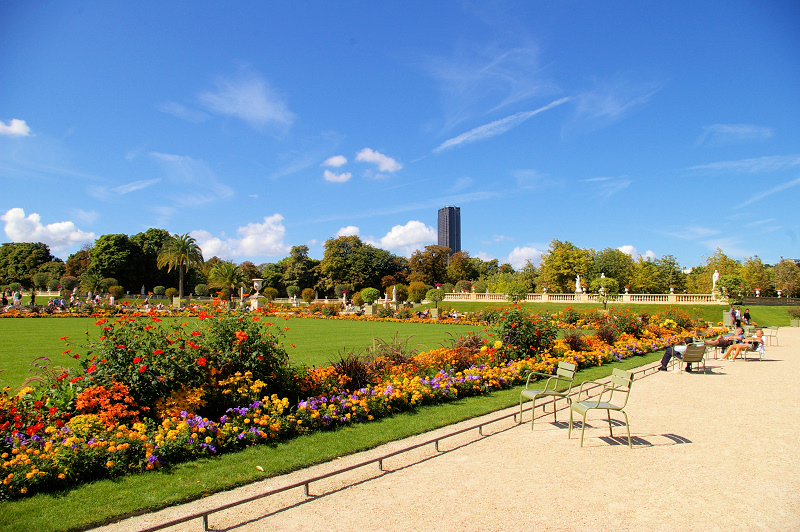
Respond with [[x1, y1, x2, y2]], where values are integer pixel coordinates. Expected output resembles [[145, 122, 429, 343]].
[[0, 305, 710, 500]]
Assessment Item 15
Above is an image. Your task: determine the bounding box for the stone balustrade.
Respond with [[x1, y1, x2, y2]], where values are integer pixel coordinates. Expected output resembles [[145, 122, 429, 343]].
[[442, 292, 722, 305]]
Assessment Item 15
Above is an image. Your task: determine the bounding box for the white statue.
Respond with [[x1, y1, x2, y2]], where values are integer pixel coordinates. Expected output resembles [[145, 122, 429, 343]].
[[392, 286, 397, 301], [601, 272, 605, 278], [712, 270, 720, 293], [575, 275, 581, 293]]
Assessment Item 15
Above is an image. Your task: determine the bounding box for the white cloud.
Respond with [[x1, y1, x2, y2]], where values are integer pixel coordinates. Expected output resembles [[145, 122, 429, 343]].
[[374, 220, 436, 256], [150, 152, 234, 206], [1, 208, 95, 252], [434, 98, 569, 153], [0, 118, 32, 137], [336, 226, 360, 237], [355, 148, 403, 172], [197, 73, 295, 130], [192, 214, 290, 260], [322, 155, 347, 167], [695, 124, 773, 146], [507, 246, 543, 269], [581, 175, 632, 197], [688, 154, 800, 173], [323, 169, 352, 183], [617, 245, 656, 261]]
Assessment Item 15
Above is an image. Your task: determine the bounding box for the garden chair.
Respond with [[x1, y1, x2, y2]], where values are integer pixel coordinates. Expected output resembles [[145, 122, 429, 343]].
[[568, 368, 634, 448], [519, 361, 577, 429], [739, 340, 765, 361], [762, 326, 778, 346], [670, 344, 707, 374]]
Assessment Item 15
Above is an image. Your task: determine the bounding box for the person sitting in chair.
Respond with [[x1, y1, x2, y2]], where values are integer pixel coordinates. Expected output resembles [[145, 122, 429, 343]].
[[722, 330, 764, 361], [705, 327, 744, 349], [657, 336, 695, 372]]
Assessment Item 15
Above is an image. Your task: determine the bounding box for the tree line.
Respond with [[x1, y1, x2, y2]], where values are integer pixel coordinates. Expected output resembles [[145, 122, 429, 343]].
[[1, 231, 799, 301]]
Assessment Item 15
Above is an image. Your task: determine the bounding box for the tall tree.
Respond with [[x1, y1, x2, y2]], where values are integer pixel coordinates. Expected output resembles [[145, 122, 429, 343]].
[[319, 236, 404, 293], [773, 259, 800, 297], [65, 245, 92, 278], [0, 242, 55, 287], [131, 228, 174, 292], [630, 257, 661, 294], [407, 245, 451, 286], [156, 233, 204, 299], [593, 248, 635, 288], [446, 251, 477, 284], [207, 261, 245, 300], [538, 239, 591, 292], [740, 256, 772, 296], [282, 245, 315, 290], [88, 234, 143, 291]]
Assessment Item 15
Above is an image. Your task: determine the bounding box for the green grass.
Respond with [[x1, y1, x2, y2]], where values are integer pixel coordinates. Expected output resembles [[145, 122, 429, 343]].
[[0, 349, 662, 532], [0, 317, 483, 389]]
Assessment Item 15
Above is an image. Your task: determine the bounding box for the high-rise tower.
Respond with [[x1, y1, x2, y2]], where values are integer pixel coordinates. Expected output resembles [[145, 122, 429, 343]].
[[437, 206, 461, 255]]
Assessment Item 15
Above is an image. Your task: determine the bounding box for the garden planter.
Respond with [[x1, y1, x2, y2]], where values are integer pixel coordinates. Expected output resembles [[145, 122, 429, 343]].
[[791, 319, 800, 327], [430, 308, 440, 318], [365, 304, 376, 316]]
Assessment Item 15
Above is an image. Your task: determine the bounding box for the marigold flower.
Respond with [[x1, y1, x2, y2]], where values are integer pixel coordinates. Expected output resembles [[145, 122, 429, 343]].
[[138, 365, 147, 373], [154, 350, 163, 355], [62, 349, 71, 355], [191, 331, 201, 336], [197, 357, 207, 366], [133, 357, 142, 363]]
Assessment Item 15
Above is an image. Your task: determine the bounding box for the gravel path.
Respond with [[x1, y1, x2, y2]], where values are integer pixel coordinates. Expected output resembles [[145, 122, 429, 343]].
[[95, 328, 800, 532]]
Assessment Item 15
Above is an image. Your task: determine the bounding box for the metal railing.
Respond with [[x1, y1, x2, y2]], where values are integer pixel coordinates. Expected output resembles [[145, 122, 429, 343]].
[[136, 363, 659, 531]]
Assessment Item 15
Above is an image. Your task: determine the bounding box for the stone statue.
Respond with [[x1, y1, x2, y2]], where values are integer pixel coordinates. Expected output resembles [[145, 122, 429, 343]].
[[392, 286, 397, 301], [712, 270, 720, 292], [575, 275, 581, 293]]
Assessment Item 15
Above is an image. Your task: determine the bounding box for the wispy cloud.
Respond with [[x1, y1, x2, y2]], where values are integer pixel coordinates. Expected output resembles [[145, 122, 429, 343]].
[[0, 118, 32, 137], [423, 41, 558, 131], [197, 72, 295, 130], [695, 124, 773, 146], [563, 75, 662, 137], [157, 102, 209, 124], [150, 152, 234, 206], [322, 155, 347, 167], [688, 154, 800, 173], [661, 226, 721, 240], [580, 175, 632, 197], [112, 179, 161, 195], [736, 176, 800, 208], [433, 98, 569, 153]]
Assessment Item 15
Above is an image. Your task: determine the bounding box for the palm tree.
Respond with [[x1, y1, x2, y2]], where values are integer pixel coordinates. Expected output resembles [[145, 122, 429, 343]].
[[156, 233, 204, 299], [207, 261, 245, 300]]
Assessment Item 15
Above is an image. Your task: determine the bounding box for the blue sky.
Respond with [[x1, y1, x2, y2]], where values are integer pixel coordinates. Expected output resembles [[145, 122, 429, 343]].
[[1, 1, 799, 269]]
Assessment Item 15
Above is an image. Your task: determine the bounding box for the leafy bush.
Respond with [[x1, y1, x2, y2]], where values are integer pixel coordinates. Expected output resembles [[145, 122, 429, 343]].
[[562, 330, 588, 351], [194, 283, 210, 296], [301, 288, 316, 304], [454, 280, 472, 293], [351, 291, 364, 306], [262, 287, 278, 301], [594, 323, 619, 345], [505, 282, 528, 303], [393, 284, 408, 303], [473, 280, 488, 293], [47, 277, 60, 291], [286, 285, 301, 298], [441, 282, 454, 293], [491, 307, 558, 360], [559, 306, 581, 325], [408, 282, 428, 303], [108, 285, 124, 300], [153, 286, 166, 295], [377, 305, 394, 318], [101, 278, 118, 291], [425, 288, 445, 308], [361, 287, 380, 304], [59, 276, 79, 290], [32, 272, 50, 290], [787, 308, 800, 319], [164, 287, 179, 298]]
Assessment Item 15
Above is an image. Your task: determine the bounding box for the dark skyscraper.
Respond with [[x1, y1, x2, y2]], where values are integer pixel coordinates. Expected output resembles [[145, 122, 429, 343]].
[[438, 206, 461, 255]]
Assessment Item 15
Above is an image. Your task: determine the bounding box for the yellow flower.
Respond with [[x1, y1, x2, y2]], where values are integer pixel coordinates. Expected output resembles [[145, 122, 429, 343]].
[[106, 461, 114, 468], [494, 340, 502, 349]]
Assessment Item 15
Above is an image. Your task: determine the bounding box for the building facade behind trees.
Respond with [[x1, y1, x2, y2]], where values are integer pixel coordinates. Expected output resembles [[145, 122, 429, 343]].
[[437, 206, 461, 256]]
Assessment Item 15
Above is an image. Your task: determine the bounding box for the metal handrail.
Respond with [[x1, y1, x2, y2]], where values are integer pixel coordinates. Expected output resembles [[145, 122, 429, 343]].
[[135, 363, 659, 531]]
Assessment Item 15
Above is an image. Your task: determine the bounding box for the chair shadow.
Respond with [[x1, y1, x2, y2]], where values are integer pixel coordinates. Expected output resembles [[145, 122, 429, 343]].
[[565, 420, 693, 448]]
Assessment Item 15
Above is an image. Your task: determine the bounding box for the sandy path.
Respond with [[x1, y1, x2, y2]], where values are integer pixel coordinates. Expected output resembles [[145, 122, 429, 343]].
[[95, 328, 800, 532]]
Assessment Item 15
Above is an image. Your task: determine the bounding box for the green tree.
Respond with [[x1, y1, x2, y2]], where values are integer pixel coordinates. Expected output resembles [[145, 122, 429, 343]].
[[538, 239, 591, 293], [360, 287, 380, 305], [88, 234, 143, 291], [156, 233, 204, 299], [130, 228, 174, 292], [207, 261, 245, 300], [425, 287, 445, 308], [445, 251, 477, 284], [65, 245, 91, 278], [408, 281, 428, 303], [281, 246, 314, 291], [741, 256, 773, 296], [517, 260, 539, 292], [505, 282, 529, 303], [593, 248, 635, 288], [717, 273, 749, 303], [589, 276, 620, 310], [319, 236, 403, 294], [630, 257, 661, 294], [773, 259, 800, 297], [0, 242, 55, 287], [470, 257, 499, 278], [408, 245, 450, 286], [301, 287, 316, 304], [654, 255, 684, 293]]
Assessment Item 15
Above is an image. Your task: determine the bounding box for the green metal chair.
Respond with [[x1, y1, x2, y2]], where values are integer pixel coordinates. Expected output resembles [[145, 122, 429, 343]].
[[519, 361, 577, 429], [568, 368, 634, 448], [670, 344, 707, 374]]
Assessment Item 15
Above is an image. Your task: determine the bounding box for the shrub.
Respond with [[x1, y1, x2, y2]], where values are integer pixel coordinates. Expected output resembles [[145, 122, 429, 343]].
[[108, 285, 124, 300], [473, 280, 488, 293], [286, 285, 301, 298], [331, 350, 371, 392], [153, 286, 166, 295], [441, 282, 454, 293], [376, 305, 394, 318], [595, 323, 619, 345], [60, 276, 79, 290], [491, 307, 558, 361], [562, 330, 588, 351], [425, 288, 445, 308], [393, 284, 408, 303], [361, 287, 380, 305], [101, 278, 118, 291], [194, 283, 210, 296], [301, 288, 316, 304], [559, 306, 581, 325], [351, 291, 364, 306], [47, 277, 60, 291], [408, 282, 428, 303], [454, 280, 472, 293], [262, 287, 278, 301], [32, 272, 50, 290], [787, 308, 800, 319], [164, 287, 179, 298], [505, 282, 528, 303]]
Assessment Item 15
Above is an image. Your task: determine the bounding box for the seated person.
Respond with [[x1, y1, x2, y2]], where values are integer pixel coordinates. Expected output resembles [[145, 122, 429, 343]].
[[722, 330, 764, 360], [657, 336, 695, 371], [705, 327, 744, 348]]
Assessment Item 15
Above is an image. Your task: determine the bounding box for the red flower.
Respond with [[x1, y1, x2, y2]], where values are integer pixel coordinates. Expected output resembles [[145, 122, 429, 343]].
[[234, 331, 249, 344], [63, 349, 72, 355], [133, 356, 142, 363], [138, 365, 147, 373], [70, 376, 83, 384], [197, 357, 207, 366], [153, 349, 163, 355], [191, 331, 201, 336], [56, 373, 68, 381], [72, 354, 80, 359], [117, 344, 126, 350], [59, 336, 69, 340], [86, 364, 97, 373]]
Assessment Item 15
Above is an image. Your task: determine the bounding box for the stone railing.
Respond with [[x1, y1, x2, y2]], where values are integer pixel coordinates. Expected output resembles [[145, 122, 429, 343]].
[[442, 292, 722, 305]]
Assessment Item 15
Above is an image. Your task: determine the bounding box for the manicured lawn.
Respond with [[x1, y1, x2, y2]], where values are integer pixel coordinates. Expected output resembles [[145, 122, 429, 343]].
[[0, 316, 483, 389], [0, 349, 662, 532]]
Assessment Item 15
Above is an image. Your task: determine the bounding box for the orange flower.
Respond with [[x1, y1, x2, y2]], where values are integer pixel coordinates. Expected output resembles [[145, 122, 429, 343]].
[[234, 331, 249, 344]]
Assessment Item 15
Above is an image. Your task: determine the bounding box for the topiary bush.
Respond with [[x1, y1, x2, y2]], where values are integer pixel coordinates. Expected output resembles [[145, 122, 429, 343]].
[[194, 284, 210, 296], [164, 287, 179, 298], [108, 286, 124, 300], [301, 288, 316, 304], [425, 288, 445, 308], [153, 286, 166, 295], [261, 287, 278, 302], [361, 287, 380, 305]]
